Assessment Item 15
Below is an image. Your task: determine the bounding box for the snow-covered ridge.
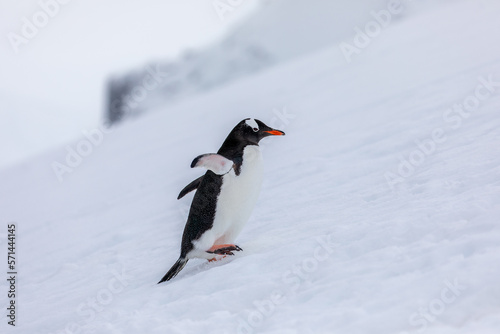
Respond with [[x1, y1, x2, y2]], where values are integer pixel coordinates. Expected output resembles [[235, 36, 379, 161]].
[[105, 0, 454, 124]]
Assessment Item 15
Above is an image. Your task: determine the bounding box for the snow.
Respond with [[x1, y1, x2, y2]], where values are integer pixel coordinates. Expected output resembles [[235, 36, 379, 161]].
[[1, 0, 500, 333]]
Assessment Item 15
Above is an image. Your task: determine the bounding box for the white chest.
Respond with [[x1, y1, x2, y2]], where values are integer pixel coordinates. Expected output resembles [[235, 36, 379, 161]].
[[194, 146, 264, 252], [216, 145, 264, 238]]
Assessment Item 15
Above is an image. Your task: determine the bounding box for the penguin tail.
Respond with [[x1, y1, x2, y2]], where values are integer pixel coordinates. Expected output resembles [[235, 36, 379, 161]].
[[158, 257, 188, 284]]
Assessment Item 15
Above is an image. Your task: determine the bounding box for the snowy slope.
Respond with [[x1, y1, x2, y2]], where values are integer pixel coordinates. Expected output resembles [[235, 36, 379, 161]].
[[1, 1, 500, 333]]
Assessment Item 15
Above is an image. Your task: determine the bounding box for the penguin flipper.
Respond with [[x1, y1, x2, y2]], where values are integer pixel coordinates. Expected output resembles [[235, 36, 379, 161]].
[[158, 257, 188, 283], [177, 176, 204, 199], [191, 153, 234, 175]]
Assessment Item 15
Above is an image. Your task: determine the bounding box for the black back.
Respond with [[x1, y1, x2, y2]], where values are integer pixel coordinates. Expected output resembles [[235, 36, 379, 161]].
[[180, 170, 222, 257]]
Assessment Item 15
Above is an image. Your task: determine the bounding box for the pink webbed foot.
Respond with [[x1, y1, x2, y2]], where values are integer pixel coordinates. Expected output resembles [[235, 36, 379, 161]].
[[206, 244, 243, 258]]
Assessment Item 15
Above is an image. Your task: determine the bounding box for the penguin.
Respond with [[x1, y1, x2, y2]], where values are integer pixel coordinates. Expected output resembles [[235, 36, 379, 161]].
[[158, 118, 285, 283]]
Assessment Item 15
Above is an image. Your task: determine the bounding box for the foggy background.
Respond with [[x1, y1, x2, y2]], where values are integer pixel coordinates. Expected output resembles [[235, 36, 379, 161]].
[[0, 0, 259, 169]]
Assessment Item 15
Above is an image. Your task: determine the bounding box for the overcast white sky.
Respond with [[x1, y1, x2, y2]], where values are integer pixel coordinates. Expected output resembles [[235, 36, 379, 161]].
[[0, 0, 260, 170]]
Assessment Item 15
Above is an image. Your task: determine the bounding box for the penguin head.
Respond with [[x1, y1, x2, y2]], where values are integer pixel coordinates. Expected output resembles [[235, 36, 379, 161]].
[[234, 118, 285, 145]]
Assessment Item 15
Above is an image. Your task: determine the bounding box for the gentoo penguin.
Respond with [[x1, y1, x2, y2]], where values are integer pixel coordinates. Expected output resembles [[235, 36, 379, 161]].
[[158, 118, 285, 283]]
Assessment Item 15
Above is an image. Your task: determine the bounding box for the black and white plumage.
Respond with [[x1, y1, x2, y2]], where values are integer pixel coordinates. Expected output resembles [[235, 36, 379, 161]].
[[158, 118, 285, 283]]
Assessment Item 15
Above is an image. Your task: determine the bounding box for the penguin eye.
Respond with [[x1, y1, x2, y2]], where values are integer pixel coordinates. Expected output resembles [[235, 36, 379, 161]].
[[252, 127, 258, 132]]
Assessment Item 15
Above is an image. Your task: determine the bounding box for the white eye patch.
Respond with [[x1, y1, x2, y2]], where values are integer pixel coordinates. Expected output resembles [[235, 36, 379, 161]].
[[245, 118, 259, 132]]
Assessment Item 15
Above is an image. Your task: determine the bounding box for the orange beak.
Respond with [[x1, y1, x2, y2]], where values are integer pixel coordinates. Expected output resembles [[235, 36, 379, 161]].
[[264, 130, 285, 136]]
